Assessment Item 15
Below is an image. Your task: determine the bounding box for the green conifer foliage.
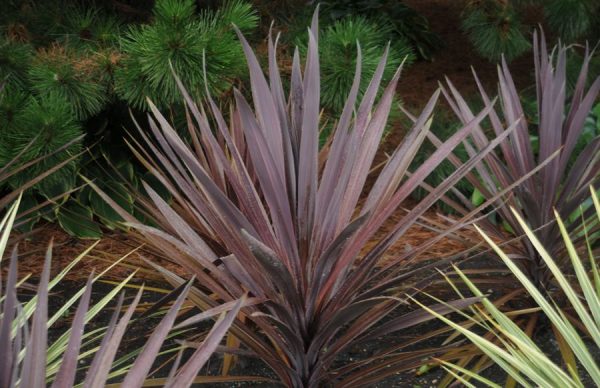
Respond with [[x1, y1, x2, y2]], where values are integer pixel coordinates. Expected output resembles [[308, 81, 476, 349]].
[[298, 16, 414, 114], [0, 85, 29, 129], [0, 93, 82, 197], [461, 1, 530, 62], [28, 45, 109, 120], [0, 37, 34, 88], [115, 0, 257, 109], [544, 0, 600, 43], [462, 0, 600, 62], [56, 5, 122, 50], [0, 0, 260, 236], [318, 0, 443, 60]]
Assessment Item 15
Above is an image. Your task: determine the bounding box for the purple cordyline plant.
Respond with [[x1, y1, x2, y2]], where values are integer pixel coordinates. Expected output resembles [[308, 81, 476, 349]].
[[93, 12, 519, 387], [437, 31, 600, 290]]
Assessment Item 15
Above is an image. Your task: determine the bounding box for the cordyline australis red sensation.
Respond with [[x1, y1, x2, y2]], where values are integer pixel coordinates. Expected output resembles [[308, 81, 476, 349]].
[[94, 12, 517, 387], [438, 31, 600, 290]]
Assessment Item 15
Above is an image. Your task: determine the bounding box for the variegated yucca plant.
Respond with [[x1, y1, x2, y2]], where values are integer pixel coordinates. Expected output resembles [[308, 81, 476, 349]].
[[0, 197, 244, 387], [93, 11, 519, 387], [418, 186, 600, 387]]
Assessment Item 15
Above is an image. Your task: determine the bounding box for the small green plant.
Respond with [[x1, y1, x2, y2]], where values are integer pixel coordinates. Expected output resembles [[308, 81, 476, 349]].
[[544, 0, 600, 43], [319, 0, 443, 60], [0, 36, 33, 88], [55, 5, 122, 50], [28, 44, 109, 120]]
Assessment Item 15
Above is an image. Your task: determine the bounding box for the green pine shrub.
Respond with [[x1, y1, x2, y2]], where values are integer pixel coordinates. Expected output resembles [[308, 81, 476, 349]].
[[0, 0, 260, 237], [28, 45, 109, 119], [0, 92, 83, 197], [296, 16, 413, 144], [319, 0, 443, 60], [297, 16, 414, 114], [56, 5, 123, 50], [544, 0, 600, 43], [461, 1, 531, 62], [462, 0, 600, 62], [115, 0, 257, 109], [0, 84, 29, 129], [0, 37, 33, 88]]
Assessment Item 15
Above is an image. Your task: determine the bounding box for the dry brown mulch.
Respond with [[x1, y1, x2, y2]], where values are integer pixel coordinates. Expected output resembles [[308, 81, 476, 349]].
[[8, 226, 170, 282], [8, 204, 473, 283]]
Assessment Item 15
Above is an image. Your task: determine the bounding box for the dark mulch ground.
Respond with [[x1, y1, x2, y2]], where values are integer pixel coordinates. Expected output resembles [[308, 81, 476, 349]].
[[5, 1, 558, 386]]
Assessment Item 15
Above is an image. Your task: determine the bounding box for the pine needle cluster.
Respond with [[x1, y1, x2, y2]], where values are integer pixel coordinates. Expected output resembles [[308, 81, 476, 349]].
[[0, 92, 82, 197], [462, 0, 600, 62], [461, 1, 530, 62], [114, 0, 257, 109], [28, 45, 109, 119], [297, 16, 414, 114], [0, 0, 260, 235]]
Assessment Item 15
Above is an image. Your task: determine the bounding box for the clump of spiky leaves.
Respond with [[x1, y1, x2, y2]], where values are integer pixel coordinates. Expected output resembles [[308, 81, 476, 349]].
[[441, 31, 600, 291], [461, 0, 531, 62], [0, 92, 83, 197], [418, 187, 600, 387], [93, 13, 519, 386], [298, 16, 414, 113], [0, 36, 33, 88], [0, 198, 246, 388], [115, 0, 257, 110], [28, 45, 109, 119]]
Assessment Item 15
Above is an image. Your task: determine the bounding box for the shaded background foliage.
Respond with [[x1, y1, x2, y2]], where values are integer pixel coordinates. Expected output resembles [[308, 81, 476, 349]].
[[0, 0, 433, 237]]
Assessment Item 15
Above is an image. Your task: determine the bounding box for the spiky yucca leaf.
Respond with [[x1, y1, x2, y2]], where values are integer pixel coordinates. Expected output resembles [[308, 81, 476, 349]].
[[419, 187, 600, 387], [93, 11, 520, 386]]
